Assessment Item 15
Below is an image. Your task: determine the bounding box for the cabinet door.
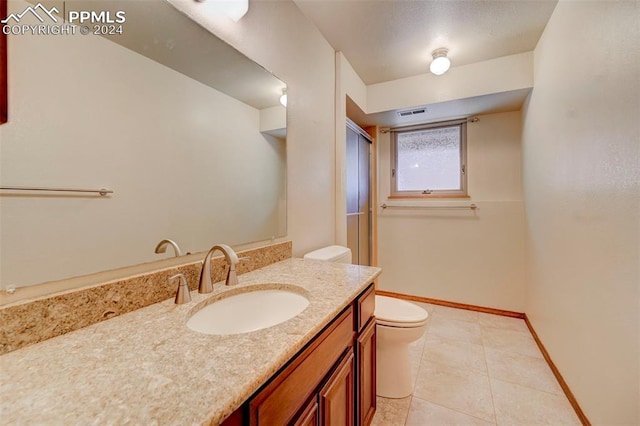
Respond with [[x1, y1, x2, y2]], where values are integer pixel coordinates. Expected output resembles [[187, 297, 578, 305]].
[[293, 398, 319, 426], [249, 309, 354, 426], [319, 351, 355, 426], [357, 318, 376, 426]]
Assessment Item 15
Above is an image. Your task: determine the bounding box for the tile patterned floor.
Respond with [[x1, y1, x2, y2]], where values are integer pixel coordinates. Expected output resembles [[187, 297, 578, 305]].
[[371, 303, 581, 426]]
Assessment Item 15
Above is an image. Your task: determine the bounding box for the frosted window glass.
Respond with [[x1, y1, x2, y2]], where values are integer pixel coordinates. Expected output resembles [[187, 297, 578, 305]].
[[396, 126, 461, 191]]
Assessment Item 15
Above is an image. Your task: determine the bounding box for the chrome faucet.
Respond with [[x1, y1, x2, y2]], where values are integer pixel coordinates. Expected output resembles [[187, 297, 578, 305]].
[[154, 239, 183, 257], [198, 244, 239, 293]]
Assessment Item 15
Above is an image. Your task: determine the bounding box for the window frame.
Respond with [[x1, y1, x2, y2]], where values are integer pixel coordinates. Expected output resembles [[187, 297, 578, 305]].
[[390, 119, 468, 198]]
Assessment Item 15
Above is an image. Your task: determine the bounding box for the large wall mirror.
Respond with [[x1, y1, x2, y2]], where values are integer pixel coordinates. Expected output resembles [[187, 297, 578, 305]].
[[0, 0, 287, 292], [0, 0, 6, 124]]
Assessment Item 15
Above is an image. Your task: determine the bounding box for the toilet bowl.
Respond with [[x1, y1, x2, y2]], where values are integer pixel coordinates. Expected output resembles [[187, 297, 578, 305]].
[[375, 295, 429, 398], [302, 246, 429, 399]]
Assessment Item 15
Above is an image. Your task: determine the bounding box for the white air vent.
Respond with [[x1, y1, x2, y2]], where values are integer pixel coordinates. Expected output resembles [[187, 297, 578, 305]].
[[397, 108, 427, 118]]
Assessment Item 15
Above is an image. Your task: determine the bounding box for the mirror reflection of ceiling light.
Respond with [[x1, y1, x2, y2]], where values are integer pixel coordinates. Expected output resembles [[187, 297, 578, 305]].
[[430, 48, 451, 75], [279, 89, 287, 107], [195, 0, 248, 22]]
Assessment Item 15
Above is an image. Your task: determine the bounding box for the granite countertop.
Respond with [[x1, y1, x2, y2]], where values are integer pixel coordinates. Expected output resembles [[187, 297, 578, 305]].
[[0, 258, 381, 425]]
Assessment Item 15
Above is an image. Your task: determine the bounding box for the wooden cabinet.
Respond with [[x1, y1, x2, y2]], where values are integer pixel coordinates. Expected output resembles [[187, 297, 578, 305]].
[[355, 284, 375, 333], [223, 284, 376, 426], [355, 284, 376, 426], [356, 318, 376, 426], [293, 399, 319, 426], [319, 351, 354, 426], [249, 308, 354, 425]]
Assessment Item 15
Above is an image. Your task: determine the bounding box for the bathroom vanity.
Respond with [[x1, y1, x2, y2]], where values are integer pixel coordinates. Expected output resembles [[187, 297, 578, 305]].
[[0, 259, 381, 425], [223, 282, 376, 425]]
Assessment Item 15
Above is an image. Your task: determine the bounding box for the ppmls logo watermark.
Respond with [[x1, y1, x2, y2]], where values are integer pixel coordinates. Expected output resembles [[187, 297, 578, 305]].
[[1, 2, 126, 36]]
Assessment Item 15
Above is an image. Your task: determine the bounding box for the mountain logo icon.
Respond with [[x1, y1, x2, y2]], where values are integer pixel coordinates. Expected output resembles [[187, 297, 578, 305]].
[[1, 3, 59, 24]]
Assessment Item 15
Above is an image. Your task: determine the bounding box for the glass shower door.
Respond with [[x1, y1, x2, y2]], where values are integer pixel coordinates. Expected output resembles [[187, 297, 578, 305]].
[[346, 123, 371, 266]]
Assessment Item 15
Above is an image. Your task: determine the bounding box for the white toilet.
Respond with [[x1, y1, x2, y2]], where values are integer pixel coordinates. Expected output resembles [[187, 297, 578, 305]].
[[375, 295, 429, 398], [303, 245, 429, 399], [303, 245, 353, 263]]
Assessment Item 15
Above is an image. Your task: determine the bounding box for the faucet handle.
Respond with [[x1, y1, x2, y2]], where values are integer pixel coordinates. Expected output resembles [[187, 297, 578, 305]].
[[170, 273, 191, 305], [225, 268, 238, 286], [225, 256, 248, 286]]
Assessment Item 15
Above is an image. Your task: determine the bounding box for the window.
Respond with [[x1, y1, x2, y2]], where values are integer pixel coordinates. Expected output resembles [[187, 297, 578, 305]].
[[391, 120, 467, 197]]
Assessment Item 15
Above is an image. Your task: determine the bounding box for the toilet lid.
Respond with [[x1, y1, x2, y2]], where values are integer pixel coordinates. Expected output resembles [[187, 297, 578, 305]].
[[375, 295, 429, 327]]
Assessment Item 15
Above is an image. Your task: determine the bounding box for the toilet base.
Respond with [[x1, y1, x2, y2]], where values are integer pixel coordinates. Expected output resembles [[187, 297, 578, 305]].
[[376, 323, 426, 399]]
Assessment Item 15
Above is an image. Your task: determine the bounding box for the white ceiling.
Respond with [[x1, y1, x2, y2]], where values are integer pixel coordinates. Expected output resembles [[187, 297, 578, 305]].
[[294, 0, 558, 85]]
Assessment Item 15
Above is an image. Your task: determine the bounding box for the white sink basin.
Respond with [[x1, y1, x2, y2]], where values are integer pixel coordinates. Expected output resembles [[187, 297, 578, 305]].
[[187, 288, 309, 335]]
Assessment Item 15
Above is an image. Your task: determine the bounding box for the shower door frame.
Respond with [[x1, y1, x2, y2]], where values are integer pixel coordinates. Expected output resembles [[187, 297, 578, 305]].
[[346, 118, 374, 266]]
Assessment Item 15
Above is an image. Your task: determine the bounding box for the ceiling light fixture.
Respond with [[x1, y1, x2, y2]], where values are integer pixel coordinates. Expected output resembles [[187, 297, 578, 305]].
[[195, 0, 248, 22], [429, 48, 451, 75], [279, 88, 287, 107]]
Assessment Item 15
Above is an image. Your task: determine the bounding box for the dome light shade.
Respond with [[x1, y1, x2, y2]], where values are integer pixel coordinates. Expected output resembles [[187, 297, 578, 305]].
[[279, 89, 287, 107], [429, 48, 451, 75], [225, 0, 248, 22], [195, 0, 248, 22]]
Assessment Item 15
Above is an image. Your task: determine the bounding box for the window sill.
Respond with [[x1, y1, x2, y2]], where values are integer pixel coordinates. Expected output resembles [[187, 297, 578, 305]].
[[388, 194, 471, 199]]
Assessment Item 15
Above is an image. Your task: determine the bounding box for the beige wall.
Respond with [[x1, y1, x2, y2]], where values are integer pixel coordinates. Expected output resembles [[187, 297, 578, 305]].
[[522, 0, 640, 423], [168, 0, 337, 257], [378, 111, 526, 312], [335, 52, 368, 246]]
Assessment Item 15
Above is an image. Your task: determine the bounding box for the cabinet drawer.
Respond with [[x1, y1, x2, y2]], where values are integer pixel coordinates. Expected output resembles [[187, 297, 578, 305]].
[[355, 284, 375, 332], [250, 307, 354, 425]]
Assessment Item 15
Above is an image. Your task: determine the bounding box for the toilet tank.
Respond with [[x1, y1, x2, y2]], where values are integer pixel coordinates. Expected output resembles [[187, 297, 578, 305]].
[[303, 245, 352, 264]]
